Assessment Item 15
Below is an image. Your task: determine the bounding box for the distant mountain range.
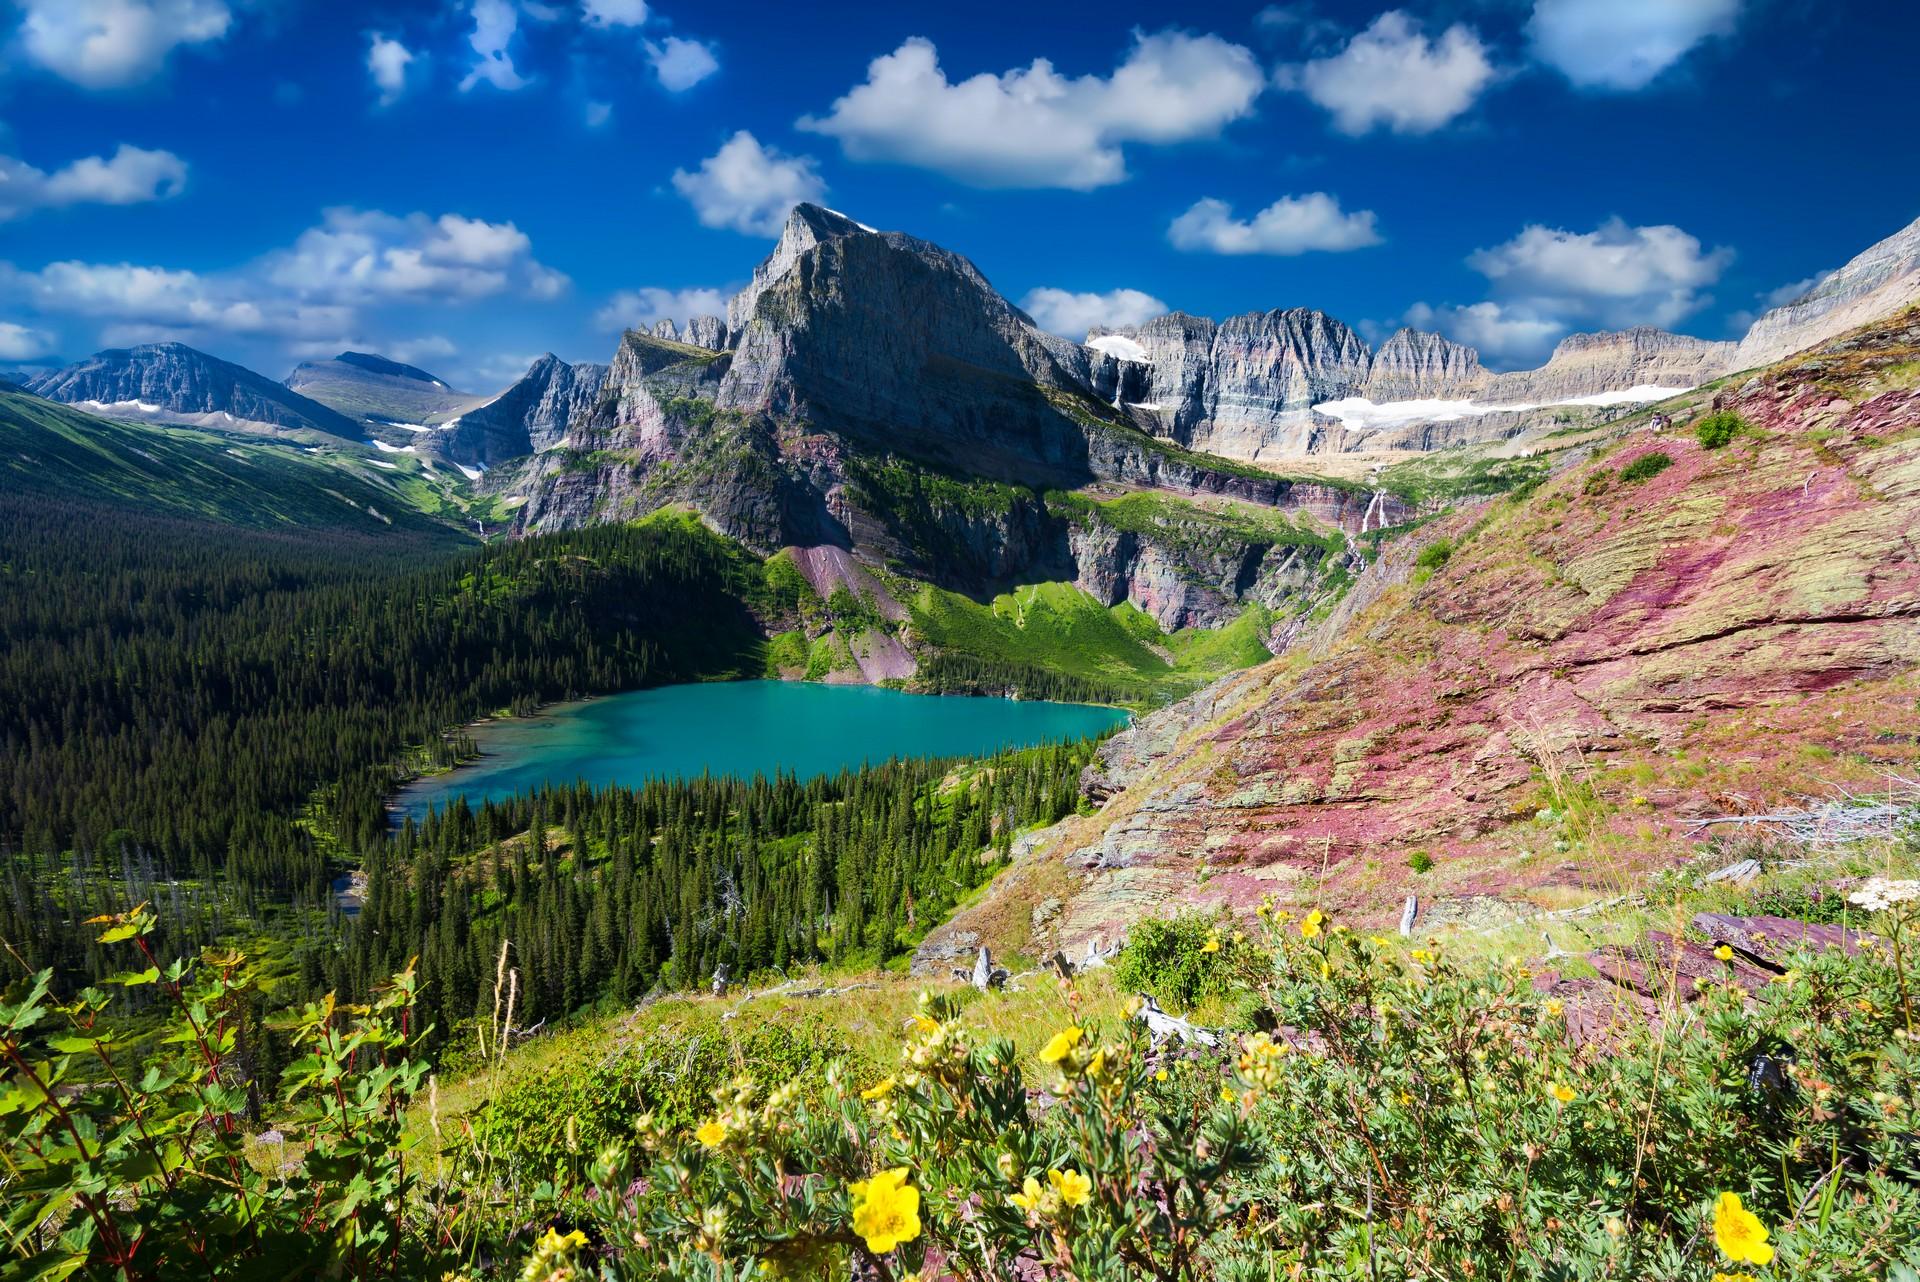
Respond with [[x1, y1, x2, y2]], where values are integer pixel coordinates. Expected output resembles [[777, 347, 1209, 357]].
[[27, 342, 364, 440]]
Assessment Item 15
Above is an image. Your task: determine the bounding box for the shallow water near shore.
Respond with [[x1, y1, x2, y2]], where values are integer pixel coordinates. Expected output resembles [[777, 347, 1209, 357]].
[[393, 679, 1129, 821]]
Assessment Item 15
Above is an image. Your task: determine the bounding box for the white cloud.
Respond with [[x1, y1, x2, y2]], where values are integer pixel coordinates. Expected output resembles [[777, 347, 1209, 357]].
[[594, 285, 734, 330], [671, 131, 825, 236], [1529, 0, 1742, 91], [387, 335, 458, 366], [0, 321, 57, 361], [261, 208, 569, 304], [13, 0, 231, 89], [0, 145, 188, 222], [1726, 269, 1830, 330], [584, 100, 613, 127], [1017, 287, 1167, 339], [798, 30, 1264, 190], [1467, 217, 1733, 328], [1, 206, 567, 351], [1280, 11, 1495, 135], [367, 34, 415, 106], [1167, 192, 1381, 256], [1403, 301, 1566, 366], [646, 35, 718, 92], [460, 0, 528, 92], [580, 0, 648, 27]]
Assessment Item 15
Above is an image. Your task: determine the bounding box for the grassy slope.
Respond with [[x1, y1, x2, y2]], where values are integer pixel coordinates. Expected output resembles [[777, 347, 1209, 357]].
[[0, 390, 475, 543]]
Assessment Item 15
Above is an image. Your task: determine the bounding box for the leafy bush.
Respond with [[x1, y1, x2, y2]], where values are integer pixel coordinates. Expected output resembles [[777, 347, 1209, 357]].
[[1620, 451, 1674, 483], [1407, 848, 1435, 873], [1415, 538, 1456, 571], [0, 905, 442, 1280], [1696, 410, 1749, 449], [1583, 469, 1612, 496], [1110, 911, 1250, 1011]]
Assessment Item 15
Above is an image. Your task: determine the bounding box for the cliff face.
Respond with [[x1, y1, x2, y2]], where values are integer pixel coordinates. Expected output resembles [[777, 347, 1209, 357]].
[[29, 342, 363, 439], [427, 354, 608, 467], [1480, 328, 1734, 403], [918, 310, 1920, 965], [1734, 212, 1920, 369], [1360, 328, 1489, 402]]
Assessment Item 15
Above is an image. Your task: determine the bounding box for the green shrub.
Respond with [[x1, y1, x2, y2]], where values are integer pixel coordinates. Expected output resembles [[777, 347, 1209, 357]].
[[1620, 451, 1673, 483], [1407, 848, 1435, 873], [1415, 538, 1456, 571], [1110, 911, 1248, 1011], [1695, 410, 1748, 449], [1583, 469, 1612, 496]]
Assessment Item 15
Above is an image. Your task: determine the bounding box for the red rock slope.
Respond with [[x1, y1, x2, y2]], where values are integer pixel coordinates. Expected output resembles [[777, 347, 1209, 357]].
[[922, 311, 1920, 965]]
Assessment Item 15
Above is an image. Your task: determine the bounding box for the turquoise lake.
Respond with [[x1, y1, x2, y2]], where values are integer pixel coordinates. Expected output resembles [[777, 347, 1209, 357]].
[[393, 680, 1130, 821]]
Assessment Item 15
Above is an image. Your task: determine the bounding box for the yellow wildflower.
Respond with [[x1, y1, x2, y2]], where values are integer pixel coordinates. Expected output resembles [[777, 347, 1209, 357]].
[[1201, 931, 1221, 954], [1008, 1175, 1044, 1213], [1545, 998, 1564, 1017], [1039, 1026, 1084, 1064], [860, 1077, 896, 1101], [1049, 1168, 1093, 1208], [520, 1227, 588, 1282], [1713, 1274, 1759, 1282], [1154, 1068, 1168, 1082], [695, 1119, 728, 1148], [1714, 945, 1734, 962], [1712, 1192, 1774, 1266], [849, 1167, 921, 1254], [1549, 1083, 1576, 1103], [1300, 909, 1325, 939]]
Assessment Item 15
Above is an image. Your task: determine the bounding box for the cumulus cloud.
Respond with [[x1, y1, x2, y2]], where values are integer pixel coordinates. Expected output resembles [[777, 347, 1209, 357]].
[[1529, 0, 1742, 91], [1018, 287, 1167, 339], [1167, 192, 1381, 256], [1726, 269, 1831, 330], [0, 144, 188, 222], [0, 321, 58, 361], [581, 0, 648, 27], [13, 0, 231, 89], [260, 208, 569, 305], [460, 0, 528, 92], [672, 131, 825, 236], [1402, 301, 1567, 366], [584, 100, 613, 127], [1279, 11, 1496, 135], [367, 34, 415, 106], [1467, 217, 1733, 328], [1, 206, 567, 353], [798, 30, 1264, 190], [646, 36, 718, 91], [594, 285, 734, 330]]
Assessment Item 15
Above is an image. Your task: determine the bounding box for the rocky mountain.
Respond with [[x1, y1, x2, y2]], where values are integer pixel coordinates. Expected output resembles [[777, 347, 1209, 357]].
[[499, 204, 1401, 639], [285, 351, 487, 428], [29, 342, 363, 440], [1359, 329, 1488, 402], [1478, 328, 1734, 403], [648, 317, 732, 350], [422, 354, 608, 469], [1734, 212, 1920, 369], [918, 308, 1920, 967]]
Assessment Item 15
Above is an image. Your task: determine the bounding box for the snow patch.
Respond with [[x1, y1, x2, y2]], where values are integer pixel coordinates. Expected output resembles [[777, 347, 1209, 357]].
[[1088, 334, 1149, 363], [824, 207, 880, 233], [371, 439, 417, 455], [1314, 384, 1692, 430], [455, 462, 485, 481], [1124, 401, 1165, 411], [367, 459, 399, 471], [502, 495, 529, 509], [80, 398, 165, 415]]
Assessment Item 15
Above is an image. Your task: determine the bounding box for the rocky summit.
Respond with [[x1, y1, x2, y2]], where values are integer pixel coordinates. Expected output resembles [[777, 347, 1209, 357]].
[[284, 351, 487, 429], [29, 342, 363, 440]]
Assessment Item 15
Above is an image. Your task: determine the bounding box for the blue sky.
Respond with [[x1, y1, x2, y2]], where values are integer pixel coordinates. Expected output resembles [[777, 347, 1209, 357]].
[[1, 0, 1915, 387]]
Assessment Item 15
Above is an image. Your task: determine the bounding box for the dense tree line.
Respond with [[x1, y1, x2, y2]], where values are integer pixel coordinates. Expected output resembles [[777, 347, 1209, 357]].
[[0, 494, 774, 982], [915, 652, 1142, 706], [340, 741, 1094, 1041]]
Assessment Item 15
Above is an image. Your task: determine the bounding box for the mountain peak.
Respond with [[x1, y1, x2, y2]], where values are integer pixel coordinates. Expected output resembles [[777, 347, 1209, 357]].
[[332, 351, 450, 387]]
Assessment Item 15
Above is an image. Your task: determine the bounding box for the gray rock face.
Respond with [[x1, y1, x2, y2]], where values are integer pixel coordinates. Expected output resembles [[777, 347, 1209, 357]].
[[1480, 328, 1734, 403], [29, 342, 363, 439], [426, 354, 608, 467], [1733, 213, 1920, 369], [285, 351, 483, 428], [686, 316, 731, 350], [1361, 329, 1488, 402]]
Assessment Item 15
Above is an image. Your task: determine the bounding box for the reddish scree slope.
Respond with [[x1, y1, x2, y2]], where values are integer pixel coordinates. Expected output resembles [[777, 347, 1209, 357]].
[[921, 312, 1920, 966]]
